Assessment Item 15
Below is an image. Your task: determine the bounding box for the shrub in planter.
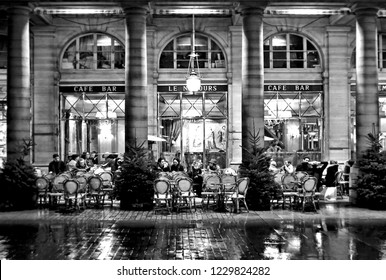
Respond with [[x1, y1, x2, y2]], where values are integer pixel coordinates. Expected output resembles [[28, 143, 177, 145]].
[[0, 140, 38, 210], [238, 125, 281, 210], [115, 142, 157, 210], [356, 133, 386, 210]]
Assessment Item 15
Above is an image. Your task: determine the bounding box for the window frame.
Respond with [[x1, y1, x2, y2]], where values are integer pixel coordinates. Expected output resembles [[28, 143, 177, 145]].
[[61, 33, 125, 71], [264, 33, 321, 70]]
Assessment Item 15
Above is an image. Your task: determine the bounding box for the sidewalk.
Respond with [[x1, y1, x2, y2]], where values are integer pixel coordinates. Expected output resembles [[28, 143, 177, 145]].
[[0, 198, 386, 260]]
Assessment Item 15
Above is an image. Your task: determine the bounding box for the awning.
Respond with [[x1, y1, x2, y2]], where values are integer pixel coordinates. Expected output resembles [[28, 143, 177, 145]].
[[148, 135, 166, 142]]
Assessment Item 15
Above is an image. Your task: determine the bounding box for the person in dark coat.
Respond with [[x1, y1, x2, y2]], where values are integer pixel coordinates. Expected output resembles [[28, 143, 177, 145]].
[[48, 153, 66, 174], [295, 156, 313, 174], [324, 160, 340, 187], [189, 160, 203, 197], [157, 157, 171, 172], [170, 158, 184, 172]]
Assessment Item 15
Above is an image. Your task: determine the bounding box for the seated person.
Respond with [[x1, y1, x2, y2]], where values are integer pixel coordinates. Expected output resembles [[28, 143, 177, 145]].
[[48, 153, 66, 175], [296, 156, 313, 174], [207, 158, 221, 173], [189, 160, 203, 197], [157, 157, 171, 172], [76, 157, 90, 171], [324, 160, 339, 187], [67, 154, 79, 171], [170, 158, 184, 172], [281, 160, 294, 174], [269, 160, 280, 174]]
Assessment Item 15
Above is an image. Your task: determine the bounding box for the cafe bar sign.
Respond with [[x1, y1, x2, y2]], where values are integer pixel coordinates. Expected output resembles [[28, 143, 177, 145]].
[[264, 84, 323, 91], [157, 85, 228, 92], [59, 85, 125, 93]]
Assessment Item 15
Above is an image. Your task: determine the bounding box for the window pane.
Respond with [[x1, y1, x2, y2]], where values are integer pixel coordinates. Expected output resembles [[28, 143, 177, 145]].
[[114, 52, 125, 69], [79, 35, 94, 51], [182, 94, 203, 117], [307, 40, 316, 51], [307, 51, 320, 68], [97, 35, 112, 51], [272, 35, 286, 51], [160, 52, 174, 68], [159, 94, 180, 118], [290, 34, 303, 50], [273, 52, 286, 59], [164, 41, 173, 50], [205, 93, 227, 118], [63, 41, 76, 69], [383, 35, 386, 50], [273, 60, 286, 68], [290, 60, 303, 68], [195, 35, 208, 51], [177, 36, 191, 51], [97, 52, 111, 69], [211, 40, 221, 51], [264, 52, 270, 68]]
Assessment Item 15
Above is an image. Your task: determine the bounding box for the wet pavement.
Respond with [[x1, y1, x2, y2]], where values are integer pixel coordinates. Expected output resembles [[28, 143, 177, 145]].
[[1, 199, 386, 260]]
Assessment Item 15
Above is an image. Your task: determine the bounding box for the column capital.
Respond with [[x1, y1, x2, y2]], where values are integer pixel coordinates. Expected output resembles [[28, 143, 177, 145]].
[[123, 5, 149, 15], [351, 3, 379, 16], [7, 5, 31, 15], [238, 6, 265, 16]]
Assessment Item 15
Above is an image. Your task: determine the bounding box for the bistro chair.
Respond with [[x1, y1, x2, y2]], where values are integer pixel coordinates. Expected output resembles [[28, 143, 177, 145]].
[[271, 172, 284, 208], [281, 173, 298, 209], [99, 171, 115, 206], [293, 171, 309, 183], [153, 179, 172, 214], [175, 177, 195, 212], [47, 174, 67, 207], [294, 176, 318, 212], [87, 175, 105, 207], [35, 177, 50, 206], [75, 175, 88, 208], [63, 179, 81, 211], [221, 174, 237, 193], [224, 177, 250, 213], [201, 174, 221, 209]]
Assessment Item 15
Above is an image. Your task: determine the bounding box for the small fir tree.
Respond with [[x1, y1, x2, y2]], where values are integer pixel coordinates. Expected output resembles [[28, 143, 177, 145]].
[[356, 133, 386, 209], [238, 123, 281, 210]]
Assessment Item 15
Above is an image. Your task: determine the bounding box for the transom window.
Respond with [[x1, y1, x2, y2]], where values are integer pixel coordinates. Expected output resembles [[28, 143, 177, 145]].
[[264, 33, 320, 69], [0, 35, 6, 69], [61, 33, 125, 70], [159, 34, 226, 69]]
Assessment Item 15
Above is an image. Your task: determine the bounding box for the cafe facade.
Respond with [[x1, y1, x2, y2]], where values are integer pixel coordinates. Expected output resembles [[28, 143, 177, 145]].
[[0, 0, 386, 169]]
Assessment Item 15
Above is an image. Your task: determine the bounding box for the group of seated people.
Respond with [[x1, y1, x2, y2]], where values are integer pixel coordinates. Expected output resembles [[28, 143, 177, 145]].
[[48, 151, 120, 175], [269, 156, 355, 193], [156, 157, 230, 197]]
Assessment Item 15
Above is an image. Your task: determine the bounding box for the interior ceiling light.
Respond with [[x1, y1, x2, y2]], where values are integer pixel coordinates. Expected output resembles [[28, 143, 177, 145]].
[[34, 7, 124, 15], [265, 8, 352, 16], [186, 14, 202, 93]]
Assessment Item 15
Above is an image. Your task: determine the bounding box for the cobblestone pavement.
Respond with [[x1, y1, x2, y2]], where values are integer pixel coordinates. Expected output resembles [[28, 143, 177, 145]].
[[1, 199, 386, 260]]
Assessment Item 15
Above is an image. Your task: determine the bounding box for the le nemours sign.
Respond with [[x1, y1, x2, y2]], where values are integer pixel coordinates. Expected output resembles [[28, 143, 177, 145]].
[[157, 85, 228, 92]]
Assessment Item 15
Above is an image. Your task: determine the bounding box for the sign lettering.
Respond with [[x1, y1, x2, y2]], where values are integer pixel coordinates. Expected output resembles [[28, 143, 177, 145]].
[[59, 85, 125, 93], [157, 85, 227, 92], [264, 84, 323, 91]]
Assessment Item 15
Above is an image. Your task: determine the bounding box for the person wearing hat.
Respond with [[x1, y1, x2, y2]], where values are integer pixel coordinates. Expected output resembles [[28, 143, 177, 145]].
[[48, 153, 66, 174], [207, 158, 221, 173]]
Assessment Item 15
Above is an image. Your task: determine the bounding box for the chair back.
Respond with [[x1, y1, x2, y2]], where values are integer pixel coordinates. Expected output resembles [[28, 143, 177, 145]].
[[204, 175, 221, 191], [154, 179, 171, 196], [157, 172, 172, 180], [294, 171, 309, 182], [176, 177, 193, 193], [236, 177, 250, 196], [52, 174, 67, 192], [63, 179, 79, 196], [61, 171, 72, 179], [302, 176, 317, 194], [44, 173, 55, 183], [281, 174, 297, 191], [75, 175, 88, 193], [75, 170, 87, 177], [35, 177, 49, 194], [273, 173, 283, 185], [221, 174, 236, 192], [99, 171, 113, 187], [88, 175, 103, 192], [171, 171, 189, 180]]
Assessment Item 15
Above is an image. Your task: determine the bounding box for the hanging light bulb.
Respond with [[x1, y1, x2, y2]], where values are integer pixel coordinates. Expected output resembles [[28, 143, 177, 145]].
[[186, 14, 202, 92]]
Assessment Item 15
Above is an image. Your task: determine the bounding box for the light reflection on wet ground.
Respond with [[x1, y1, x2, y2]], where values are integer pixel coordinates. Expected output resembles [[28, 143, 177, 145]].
[[1, 204, 386, 260]]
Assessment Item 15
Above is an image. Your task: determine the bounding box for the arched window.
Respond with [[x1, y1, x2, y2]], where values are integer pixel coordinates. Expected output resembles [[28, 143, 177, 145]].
[[0, 35, 7, 69], [159, 34, 226, 69], [264, 33, 320, 69], [61, 33, 125, 70]]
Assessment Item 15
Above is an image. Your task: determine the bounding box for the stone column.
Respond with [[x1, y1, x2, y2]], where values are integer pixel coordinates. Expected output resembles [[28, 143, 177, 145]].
[[354, 6, 379, 158], [326, 26, 351, 162], [241, 7, 265, 159], [31, 27, 57, 164], [7, 6, 31, 161], [124, 6, 148, 151]]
